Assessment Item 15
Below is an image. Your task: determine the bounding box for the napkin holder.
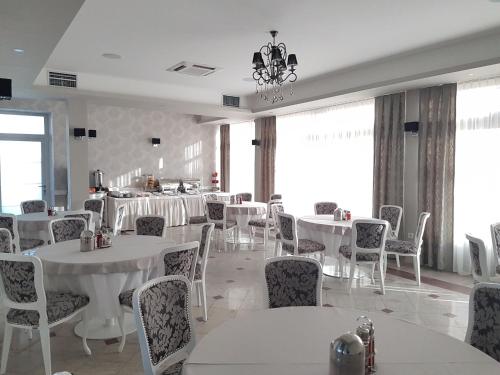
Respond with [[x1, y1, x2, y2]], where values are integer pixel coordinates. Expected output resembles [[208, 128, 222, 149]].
[[80, 230, 95, 252], [333, 208, 344, 221]]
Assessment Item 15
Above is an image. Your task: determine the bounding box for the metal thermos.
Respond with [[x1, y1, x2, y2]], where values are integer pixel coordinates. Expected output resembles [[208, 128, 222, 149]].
[[80, 230, 95, 252], [94, 169, 104, 190]]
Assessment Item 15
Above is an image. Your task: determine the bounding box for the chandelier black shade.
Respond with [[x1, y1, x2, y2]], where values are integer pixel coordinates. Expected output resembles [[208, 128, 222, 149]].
[[251, 30, 298, 103]]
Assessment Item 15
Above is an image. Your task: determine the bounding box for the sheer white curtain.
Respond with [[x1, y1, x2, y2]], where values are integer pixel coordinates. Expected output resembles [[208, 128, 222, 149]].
[[454, 78, 500, 275], [276, 99, 375, 217], [230, 121, 255, 196]]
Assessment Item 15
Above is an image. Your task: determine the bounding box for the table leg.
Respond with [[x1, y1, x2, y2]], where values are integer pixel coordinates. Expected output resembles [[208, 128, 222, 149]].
[[74, 315, 136, 340]]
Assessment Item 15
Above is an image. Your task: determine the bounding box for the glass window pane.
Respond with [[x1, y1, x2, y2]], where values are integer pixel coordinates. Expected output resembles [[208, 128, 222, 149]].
[[0, 113, 45, 135], [230, 121, 255, 196]]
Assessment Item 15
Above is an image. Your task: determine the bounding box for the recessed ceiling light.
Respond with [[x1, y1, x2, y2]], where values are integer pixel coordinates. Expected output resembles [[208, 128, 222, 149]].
[[13, 48, 24, 54], [102, 53, 121, 59]]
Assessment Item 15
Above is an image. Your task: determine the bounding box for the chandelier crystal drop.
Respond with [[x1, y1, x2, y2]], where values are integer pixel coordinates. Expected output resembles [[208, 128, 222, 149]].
[[251, 30, 298, 104]]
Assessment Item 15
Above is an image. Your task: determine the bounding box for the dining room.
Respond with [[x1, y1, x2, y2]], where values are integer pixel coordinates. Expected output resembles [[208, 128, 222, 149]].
[[1, 0, 500, 374]]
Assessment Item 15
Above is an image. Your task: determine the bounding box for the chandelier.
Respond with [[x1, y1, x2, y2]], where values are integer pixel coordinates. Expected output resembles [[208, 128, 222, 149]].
[[251, 30, 298, 104]]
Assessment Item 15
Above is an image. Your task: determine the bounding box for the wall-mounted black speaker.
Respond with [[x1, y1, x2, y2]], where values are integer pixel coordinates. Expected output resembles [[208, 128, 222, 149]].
[[404, 121, 419, 133], [251, 139, 260, 146], [152, 137, 161, 146], [0, 78, 12, 100], [88, 129, 97, 138], [73, 128, 86, 138]]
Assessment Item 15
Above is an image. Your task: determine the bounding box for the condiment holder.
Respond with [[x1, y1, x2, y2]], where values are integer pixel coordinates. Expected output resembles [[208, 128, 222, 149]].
[[330, 332, 365, 375], [80, 230, 95, 252]]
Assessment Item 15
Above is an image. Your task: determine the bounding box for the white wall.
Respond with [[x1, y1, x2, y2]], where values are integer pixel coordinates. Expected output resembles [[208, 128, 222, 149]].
[[87, 103, 217, 188]]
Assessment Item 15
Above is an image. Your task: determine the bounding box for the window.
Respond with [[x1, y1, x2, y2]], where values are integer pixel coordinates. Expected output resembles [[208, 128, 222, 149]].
[[229, 121, 255, 196], [454, 79, 500, 275], [276, 99, 375, 217]]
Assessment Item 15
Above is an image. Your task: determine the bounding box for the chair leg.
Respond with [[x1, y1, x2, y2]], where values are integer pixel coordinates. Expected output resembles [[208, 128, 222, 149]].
[[224, 230, 228, 252], [414, 256, 421, 286], [370, 263, 376, 284], [201, 279, 208, 321], [197, 282, 202, 306], [320, 252, 325, 267], [39, 323, 52, 375], [264, 227, 268, 248], [348, 260, 356, 294], [378, 261, 385, 295], [81, 310, 91, 355], [118, 309, 126, 353], [0, 324, 13, 374], [396, 254, 401, 268]]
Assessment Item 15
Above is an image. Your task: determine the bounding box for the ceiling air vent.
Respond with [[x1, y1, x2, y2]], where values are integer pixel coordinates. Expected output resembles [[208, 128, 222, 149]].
[[48, 71, 77, 88], [166, 61, 220, 77], [222, 95, 240, 108]]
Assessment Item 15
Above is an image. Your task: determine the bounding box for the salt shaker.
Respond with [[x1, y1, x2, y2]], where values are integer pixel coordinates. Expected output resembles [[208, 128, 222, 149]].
[[330, 332, 365, 375], [357, 316, 375, 373]]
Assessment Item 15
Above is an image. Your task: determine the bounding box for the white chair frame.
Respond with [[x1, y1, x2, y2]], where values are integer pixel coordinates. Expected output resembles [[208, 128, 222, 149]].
[[271, 203, 284, 257], [118, 241, 200, 352], [249, 199, 281, 248], [465, 233, 500, 283], [384, 212, 430, 285], [134, 215, 167, 237], [465, 282, 500, 345], [489, 222, 500, 271], [133, 275, 196, 375], [113, 205, 126, 236], [379, 204, 403, 267], [0, 254, 90, 375], [264, 256, 323, 308], [20, 200, 47, 214], [339, 218, 389, 295], [205, 200, 237, 252], [64, 210, 95, 233], [83, 198, 104, 228], [0, 214, 20, 253], [49, 217, 87, 244], [193, 224, 215, 322]]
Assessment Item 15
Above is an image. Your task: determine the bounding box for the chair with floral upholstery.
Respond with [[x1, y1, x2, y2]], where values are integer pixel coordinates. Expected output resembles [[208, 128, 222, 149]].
[[0, 253, 91, 375], [113, 205, 126, 236], [206, 200, 237, 252], [64, 210, 94, 232], [0, 213, 44, 252], [192, 224, 215, 322], [118, 241, 200, 352], [271, 203, 285, 256], [384, 212, 430, 285], [465, 234, 500, 283], [135, 215, 166, 237], [49, 218, 87, 244], [379, 205, 403, 267], [314, 201, 338, 215], [20, 200, 47, 214], [0, 229, 13, 254], [338, 219, 389, 294], [83, 199, 104, 228], [133, 275, 196, 375], [465, 282, 500, 362], [489, 223, 500, 276], [270, 193, 282, 200], [265, 256, 322, 308], [276, 212, 326, 264], [248, 199, 281, 248], [236, 192, 252, 202]]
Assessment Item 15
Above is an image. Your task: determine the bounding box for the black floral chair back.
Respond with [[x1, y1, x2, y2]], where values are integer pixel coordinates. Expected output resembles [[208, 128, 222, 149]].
[[236, 192, 252, 202], [83, 199, 104, 228], [0, 229, 13, 254], [466, 282, 500, 362], [206, 201, 226, 222], [265, 256, 322, 308], [415, 212, 431, 251], [465, 234, 489, 283], [133, 275, 196, 375], [379, 205, 403, 239], [277, 212, 297, 253], [135, 216, 166, 237], [64, 211, 93, 230], [50, 218, 87, 244], [20, 200, 47, 214], [0, 214, 19, 253], [161, 241, 199, 284], [314, 201, 338, 215]]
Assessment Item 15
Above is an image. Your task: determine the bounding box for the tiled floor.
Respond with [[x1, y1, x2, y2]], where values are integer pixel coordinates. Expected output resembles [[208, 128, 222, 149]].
[[3, 236, 474, 374]]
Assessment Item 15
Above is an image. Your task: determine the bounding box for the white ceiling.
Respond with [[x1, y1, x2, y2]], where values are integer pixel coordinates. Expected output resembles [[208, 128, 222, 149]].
[[35, 0, 500, 106]]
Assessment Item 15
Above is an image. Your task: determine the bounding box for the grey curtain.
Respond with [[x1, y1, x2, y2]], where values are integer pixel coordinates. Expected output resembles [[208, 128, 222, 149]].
[[418, 84, 456, 271], [373, 92, 406, 216], [256, 116, 276, 202], [220, 124, 230, 192]]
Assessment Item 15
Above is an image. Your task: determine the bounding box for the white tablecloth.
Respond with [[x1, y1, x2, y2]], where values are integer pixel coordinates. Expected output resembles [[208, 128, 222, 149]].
[[226, 202, 267, 229], [26, 235, 176, 318], [184, 307, 499, 375], [182, 195, 205, 217]]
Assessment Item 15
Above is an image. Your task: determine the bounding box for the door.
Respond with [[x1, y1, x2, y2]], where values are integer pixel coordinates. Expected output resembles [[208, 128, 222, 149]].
[[0, 112, 51, 214]]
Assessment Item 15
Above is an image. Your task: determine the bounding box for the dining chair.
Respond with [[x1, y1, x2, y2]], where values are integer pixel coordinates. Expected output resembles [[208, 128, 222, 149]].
[[133, 275, 196, 375], [206, 200, 237, 252], [236, 192, 252, 202], [465, 234, 500, 283], [248, 199, 281, 248], [264, 256, 322, 308], [49, 217, 87, 244], [20, 200, 47, 214], [64, 210, 95, 232], [489, 223, 500, 275], [384, 212, 430, 285], [112, 205, 126, 236], [276, 212, 326, 264], [465, 282, 500, 362], [193, 223, 215, 322], [339, 218, 389, 295], [270, 193, 282, 200], [0, 253, 91, 375], [183, 196, 208, 225], [135, 215, 167, 237], [118, 241, 199, 352], [314, 201, 338, 215], [0, 229, 13, 253], [379, 205, 403, 267], [271, 203, 285, 257], [0, 213, 44, 252], [83, 198, 104, 228]]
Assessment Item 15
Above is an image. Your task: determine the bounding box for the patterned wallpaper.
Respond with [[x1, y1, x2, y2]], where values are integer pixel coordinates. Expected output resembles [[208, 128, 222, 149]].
[[87, 104, 217, 188]]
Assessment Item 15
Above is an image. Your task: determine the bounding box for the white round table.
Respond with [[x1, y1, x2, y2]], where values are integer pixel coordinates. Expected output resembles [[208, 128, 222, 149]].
[[25, 235, 176, 339], [183, 307, 499, 375], [226, 202, 267, 244]]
